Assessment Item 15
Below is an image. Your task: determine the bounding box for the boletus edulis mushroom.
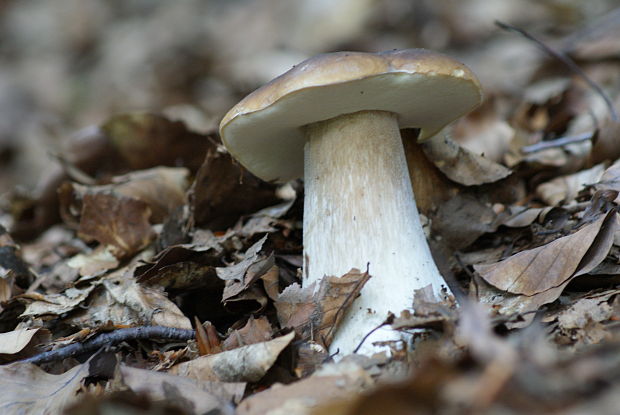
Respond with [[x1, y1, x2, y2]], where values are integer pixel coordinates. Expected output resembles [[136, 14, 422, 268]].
[[219, 49, 482, 355]]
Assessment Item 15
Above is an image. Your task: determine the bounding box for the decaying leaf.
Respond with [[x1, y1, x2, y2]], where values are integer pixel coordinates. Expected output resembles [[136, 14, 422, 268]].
[[536, 163, 605, 206], [0, 327, 51, 363], [0, 360, 91, 414], [391, 286, 457, 332], [237, 359, 373, 415], [432, 193, 498, 249], [20, 265, 192, 330], [196, 319, 222, 356], [169, 331, 294, 382], [71, 190, 154, 259], [421, 129, 512, 186], [58, 167, 190, 259], [475, 211, 618, 296], [222, 315, 274, 350], [190, 147, 279, 230], [402, 129, 459, 215], [66, 246, 119, 277], [216, 234, 274, 302], [590, 120, 620, 165], [120, 365, 243, 414], [101, 112, 208, 172], [475, 210, 619, 327], [275, 268, 371, 348]]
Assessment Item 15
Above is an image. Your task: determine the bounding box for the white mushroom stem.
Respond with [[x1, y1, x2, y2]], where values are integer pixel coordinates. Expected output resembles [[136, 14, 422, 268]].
[[303, 110, 450, 355]]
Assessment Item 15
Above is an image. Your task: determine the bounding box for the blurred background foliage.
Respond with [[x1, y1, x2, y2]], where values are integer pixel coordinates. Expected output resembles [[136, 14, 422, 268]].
[[0, 0, 619, 193]]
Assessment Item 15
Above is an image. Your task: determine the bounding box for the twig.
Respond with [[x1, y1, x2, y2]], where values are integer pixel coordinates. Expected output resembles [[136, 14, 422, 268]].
[[352, 319, 391, 354], [496, 20, 619, 122], [18, 326, 196, 365], [521, 131, 594, 154]]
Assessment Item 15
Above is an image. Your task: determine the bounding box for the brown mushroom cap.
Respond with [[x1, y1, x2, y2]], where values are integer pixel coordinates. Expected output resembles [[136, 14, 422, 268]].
[[220, 49, 482, 182]]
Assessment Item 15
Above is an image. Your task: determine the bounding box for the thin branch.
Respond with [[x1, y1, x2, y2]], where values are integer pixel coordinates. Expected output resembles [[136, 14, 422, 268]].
[[521, 131, 594, 154], [496, 20, 619, 122], [18, 326, 196, 365]]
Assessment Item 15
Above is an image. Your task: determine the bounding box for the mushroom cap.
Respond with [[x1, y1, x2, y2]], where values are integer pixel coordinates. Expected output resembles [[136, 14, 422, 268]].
[[220, 49, 482, 182]]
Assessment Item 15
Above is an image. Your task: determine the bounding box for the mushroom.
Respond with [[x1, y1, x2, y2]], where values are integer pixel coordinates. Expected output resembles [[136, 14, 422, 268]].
[[219, 49, 482, 355]]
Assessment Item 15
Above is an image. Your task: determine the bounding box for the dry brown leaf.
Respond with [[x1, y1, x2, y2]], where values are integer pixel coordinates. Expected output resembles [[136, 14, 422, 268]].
[[107, 167, 189, 223], [391, 286, 457, 332], [190, 147, 278, 230], [476, 211, 618, 327], [222, 315, 274, 350], [0, 361, 91, 414], [20, 285, 97, 318], [169, 331, 294, 382], [101, 112, 208, 172], [498, 206, 548, 228], [195, 318, 222, 356], [216, 234, 274, 302], [237, 363, 372, 415], [431, 194, 497, 249], [595, 158, 620, 200], [260, 264, 281, 301], [21, 264, 192, 330], [535, 163, 605, 206], [402, 129, 459, 215], [72, 272, 192, 330], [475, 211, 616, 296], [0, 327, 51, 363], [421, 129, 512, 186], [66, 246, 119, 277], [120, 365, 243, 414], [275, 269, 371, 348], [590, 121, 620, 165], [452, 99, 514, 164], [76, 191, 154, 258]]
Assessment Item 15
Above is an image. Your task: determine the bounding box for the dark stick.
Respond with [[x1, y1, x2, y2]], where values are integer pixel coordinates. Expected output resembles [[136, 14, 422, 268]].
[[17, 326, 196, 365], [495, 20, 619, 122]]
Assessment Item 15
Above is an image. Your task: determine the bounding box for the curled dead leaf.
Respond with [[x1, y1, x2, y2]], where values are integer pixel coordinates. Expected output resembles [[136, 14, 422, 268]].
[[169, 331, 294, 382], [475, 211, 617, 296], [422, 129, 512, 186]]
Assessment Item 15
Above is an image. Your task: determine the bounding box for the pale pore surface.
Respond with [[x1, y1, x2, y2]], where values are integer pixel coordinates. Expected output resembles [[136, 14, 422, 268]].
[[303, 110, 448, 355]]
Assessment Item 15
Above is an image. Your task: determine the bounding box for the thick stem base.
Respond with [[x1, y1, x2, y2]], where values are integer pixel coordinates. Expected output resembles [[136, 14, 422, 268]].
[[303, 110, 448, 355]]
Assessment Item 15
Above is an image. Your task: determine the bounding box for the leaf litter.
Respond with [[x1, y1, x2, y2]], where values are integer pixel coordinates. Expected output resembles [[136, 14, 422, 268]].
[[3, 2, 620, 414]]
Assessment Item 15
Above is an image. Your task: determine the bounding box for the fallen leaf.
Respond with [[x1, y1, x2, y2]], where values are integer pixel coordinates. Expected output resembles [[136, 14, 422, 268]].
[[20, 285, 97, 318], [20, 265, 192, 330], [237, 360, 372, 415], [391, 286, 457, 332], [401, 129, 459, 215], [475, 210, 619, 327], [0, 328, 51, 363], [590, 120, 620, 165], [120, 365, 243, 414], [222, 315, 274, 350], [453, 102, 514, 164], [536, 163, 605, 206], [216, 234, 274, 302], [169, 331, 294, 382], [75, 191, 154, 259], [421, 129, 512, 186], [101, 112, 208, 172], [0, 360, 91, 414], [108, 167, 189, 223], [475, 211, 617, 295], [275, 269, 371, 348], [66, 246, 119, 277], [557, 297, 614, 330], [196, 319, 222, 356], [189, 147, 278, 230], [431, 194, 497, 249]]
